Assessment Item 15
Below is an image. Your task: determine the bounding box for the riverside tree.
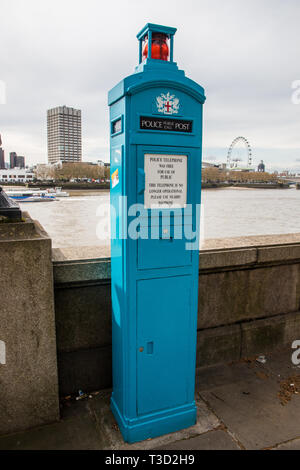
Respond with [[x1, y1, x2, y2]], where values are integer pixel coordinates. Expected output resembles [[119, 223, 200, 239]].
[[52, 163, 109, 181]]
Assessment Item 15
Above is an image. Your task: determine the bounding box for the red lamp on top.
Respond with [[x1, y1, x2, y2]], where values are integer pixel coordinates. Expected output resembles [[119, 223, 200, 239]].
[[142, 33, 169, 61]]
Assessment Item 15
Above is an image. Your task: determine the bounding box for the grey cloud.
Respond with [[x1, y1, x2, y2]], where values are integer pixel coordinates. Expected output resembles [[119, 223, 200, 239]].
[[1, 0, 300, 165]]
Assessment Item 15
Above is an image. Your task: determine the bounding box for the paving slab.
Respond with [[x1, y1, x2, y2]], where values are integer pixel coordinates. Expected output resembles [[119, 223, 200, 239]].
[[273, 438, 300, 450], [1, 348, 299, 450], [0, 412, 102, 450], [89, 392, 220, 450], [200, 368, 300, 450], [155, 429, 241, 450], [0, 389, 220, 450]]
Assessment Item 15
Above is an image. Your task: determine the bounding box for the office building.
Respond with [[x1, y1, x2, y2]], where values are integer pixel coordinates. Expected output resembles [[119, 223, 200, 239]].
[[0, 148, 5, 169], [47, 106, 82, 164], [0, 169, 34, 183], [16, 156, 25, 168], [9, 152, 26, 169], [10, 152, 17, 169]]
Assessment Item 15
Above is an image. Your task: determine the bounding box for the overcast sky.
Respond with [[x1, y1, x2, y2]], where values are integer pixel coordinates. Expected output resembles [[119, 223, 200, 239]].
[[1, 0, 300, 170]]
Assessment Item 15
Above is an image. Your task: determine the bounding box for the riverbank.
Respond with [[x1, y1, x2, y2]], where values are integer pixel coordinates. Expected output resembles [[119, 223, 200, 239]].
[[202, 182, 290, 189], [65, 182, 291, 194], [0, 182, 110, 191], [34, 185, 291, 195], [1, 181, 290, 192], [67, 189, 109, 196]]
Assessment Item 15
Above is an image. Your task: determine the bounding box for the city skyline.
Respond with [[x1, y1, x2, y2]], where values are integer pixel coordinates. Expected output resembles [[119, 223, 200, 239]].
[[1, 0, 300, 170], [0, 135, 26, 169]]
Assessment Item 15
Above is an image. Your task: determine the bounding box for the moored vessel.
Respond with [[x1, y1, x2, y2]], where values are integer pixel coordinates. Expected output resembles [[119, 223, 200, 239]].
[[5, 189, 57, 202]]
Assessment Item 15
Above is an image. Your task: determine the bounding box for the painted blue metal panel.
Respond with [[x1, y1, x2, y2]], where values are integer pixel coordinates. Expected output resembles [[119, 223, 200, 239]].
[[109, 23, 205, 443], [136, 275, 192, 415], [109, 97, 126, 416], [137, 228, 193, 270]]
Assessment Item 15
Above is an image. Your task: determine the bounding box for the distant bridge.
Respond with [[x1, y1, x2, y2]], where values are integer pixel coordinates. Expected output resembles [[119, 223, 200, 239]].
[[279, 176, 300, 183]]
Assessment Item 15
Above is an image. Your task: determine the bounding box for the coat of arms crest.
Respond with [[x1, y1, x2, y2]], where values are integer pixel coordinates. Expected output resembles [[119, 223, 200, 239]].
[[156, 92, 180, 115]]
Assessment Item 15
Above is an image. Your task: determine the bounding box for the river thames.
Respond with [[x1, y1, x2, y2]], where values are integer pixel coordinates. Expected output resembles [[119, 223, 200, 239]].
[[19, 187, 300, 249]]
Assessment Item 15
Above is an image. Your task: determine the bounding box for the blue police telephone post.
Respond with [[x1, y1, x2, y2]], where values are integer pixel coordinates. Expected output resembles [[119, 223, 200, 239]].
[[108, 23, 206, 443]]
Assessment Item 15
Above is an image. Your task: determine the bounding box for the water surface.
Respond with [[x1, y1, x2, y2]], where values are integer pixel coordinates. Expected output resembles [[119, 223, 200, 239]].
[[20, 187, 300, 248]]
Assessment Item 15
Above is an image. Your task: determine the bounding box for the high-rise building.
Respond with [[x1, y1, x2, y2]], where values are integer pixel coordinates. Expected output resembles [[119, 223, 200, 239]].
[[0, 134, 5, 169], [16, 156, 25, 168], [9, 152, 25, 169], [10, 152, 17, 169], [0, 148, 5, 169], [47, 106, 82, 164]]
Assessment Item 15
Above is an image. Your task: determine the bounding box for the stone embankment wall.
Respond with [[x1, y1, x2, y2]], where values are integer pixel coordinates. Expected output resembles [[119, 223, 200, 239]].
[[53, 234, 300, 396], [0, 216, 59, 436]]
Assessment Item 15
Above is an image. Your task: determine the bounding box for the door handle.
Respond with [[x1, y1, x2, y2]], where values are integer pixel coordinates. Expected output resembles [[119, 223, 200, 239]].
[[147, 342, 154, 355], [139, 343, 154, 354]]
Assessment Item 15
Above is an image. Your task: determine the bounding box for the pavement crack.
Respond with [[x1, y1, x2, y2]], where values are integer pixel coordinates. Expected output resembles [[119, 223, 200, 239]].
[[199, 392, 246, 450], [210, 392, 226, 403], [264, 436, 300, 450]]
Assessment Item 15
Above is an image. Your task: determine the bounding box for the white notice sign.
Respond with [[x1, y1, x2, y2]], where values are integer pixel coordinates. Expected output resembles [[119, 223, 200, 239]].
[[144, 154, 187, 209]]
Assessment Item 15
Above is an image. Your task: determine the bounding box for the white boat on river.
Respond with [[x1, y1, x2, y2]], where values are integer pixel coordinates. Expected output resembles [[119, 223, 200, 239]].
[[5, 189, 57, 202], [47, 187, 69, 197]]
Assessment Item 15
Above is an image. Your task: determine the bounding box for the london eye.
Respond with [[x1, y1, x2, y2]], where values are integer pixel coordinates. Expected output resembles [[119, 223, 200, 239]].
[[227, 136, 253, 168]]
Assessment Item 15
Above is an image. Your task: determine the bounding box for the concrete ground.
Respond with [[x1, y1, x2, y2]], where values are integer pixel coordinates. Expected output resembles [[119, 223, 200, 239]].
[[1, 346, 300, 450]]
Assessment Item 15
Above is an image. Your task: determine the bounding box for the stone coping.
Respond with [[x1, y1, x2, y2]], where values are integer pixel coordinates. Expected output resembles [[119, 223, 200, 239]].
[[52, 245, 111, 261], [52, 233, 300, 262], [201, 232, 300, 250], [52, 233, 300, 284], [0, 213, 50, 241]]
